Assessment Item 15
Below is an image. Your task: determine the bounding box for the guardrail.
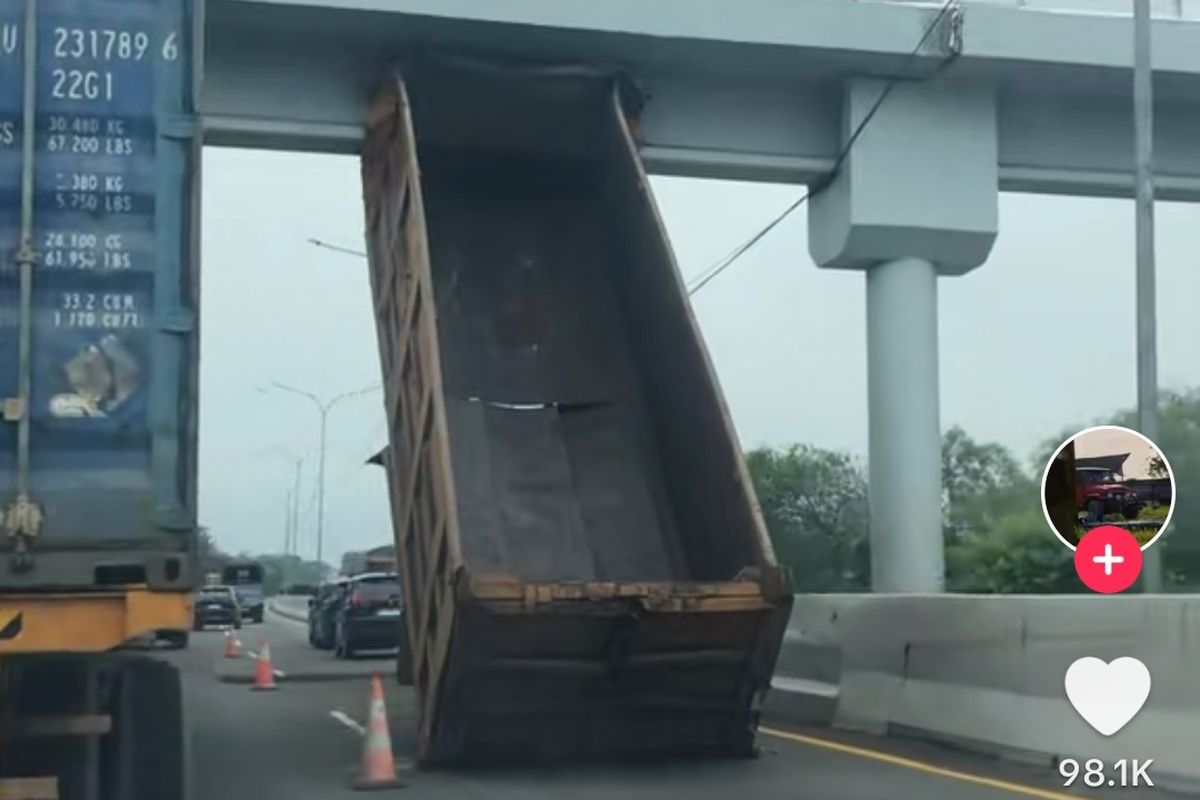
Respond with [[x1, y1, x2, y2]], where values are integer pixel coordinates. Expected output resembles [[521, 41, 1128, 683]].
[[766, 594, 1200, 793]]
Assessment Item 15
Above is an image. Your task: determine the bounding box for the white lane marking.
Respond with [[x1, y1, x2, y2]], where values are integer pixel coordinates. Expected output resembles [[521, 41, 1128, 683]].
[[327, 712, 416, 772], [330, 710, 366, 737]]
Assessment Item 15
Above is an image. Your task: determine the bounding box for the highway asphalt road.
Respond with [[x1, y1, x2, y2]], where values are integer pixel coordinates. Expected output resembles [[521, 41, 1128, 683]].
[[163, 603, 1175, 800]]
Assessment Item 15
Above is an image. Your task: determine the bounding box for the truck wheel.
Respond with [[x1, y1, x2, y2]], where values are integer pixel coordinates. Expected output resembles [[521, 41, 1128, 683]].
[[109, 658, 186, 800], [1086, 499, 1105, 522], [1122, 505, 1142, 520]]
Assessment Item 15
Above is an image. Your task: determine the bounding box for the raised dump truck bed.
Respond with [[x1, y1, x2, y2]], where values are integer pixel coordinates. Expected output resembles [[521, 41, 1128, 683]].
[[362, 57, 792, 764]]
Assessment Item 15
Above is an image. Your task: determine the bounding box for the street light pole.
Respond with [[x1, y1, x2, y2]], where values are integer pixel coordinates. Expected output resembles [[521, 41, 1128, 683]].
[[316, 407, 328, 564], [283, 490, 292, 556], [1133, 0, 1163, 593], [268, 382, 381, 566], [290, 458, 303, 556]]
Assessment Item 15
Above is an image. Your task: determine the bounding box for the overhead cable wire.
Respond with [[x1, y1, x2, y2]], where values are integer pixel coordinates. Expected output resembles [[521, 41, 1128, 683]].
[[308, 237, 368, 258], [686, 0, 962, 297]]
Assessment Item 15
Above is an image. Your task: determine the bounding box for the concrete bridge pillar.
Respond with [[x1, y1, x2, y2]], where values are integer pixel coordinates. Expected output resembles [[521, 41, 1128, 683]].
[[809, 76, 999, 592]]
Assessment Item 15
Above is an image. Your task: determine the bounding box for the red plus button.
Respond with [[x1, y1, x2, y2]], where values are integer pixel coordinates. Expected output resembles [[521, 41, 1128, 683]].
[[1075, 526, 1143, 594]]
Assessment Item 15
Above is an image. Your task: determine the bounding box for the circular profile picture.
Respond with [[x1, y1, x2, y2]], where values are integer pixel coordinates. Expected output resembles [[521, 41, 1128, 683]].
[[1040, 425, 1175, 551]]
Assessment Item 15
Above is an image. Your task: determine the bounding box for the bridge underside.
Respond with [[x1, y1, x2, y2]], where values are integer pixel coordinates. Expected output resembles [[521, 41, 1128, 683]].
[[204, 0, 1200, 200], [202, 0, 1196, 593]]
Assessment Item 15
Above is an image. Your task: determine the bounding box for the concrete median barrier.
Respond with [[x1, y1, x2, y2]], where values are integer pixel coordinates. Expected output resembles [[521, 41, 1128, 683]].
[[766, 594, 1200, 793], [266, 596, 309, 624]]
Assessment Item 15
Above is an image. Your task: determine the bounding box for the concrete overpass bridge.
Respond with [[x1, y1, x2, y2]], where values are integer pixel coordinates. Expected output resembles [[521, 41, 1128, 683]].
[[202, 0, 1200, 588], [203, 0, 1200, 199], [193, 2, 1200, 792]]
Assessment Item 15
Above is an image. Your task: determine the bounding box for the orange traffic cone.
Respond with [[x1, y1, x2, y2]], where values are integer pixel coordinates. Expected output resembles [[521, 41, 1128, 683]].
[[351, 674, 404, 790], [224, 630, 242, 659], [250, 639, 278, 691]]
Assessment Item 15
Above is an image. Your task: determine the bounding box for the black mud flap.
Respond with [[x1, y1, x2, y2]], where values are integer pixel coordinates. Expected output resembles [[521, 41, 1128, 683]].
[[0, 612, 23, 641], [0, 655, 185, 800], [108, 658, 185, 800]]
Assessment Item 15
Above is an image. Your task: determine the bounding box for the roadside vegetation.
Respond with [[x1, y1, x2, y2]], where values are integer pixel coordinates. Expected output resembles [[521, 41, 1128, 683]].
[[197, 529, 331, 594], [748, 389, 1200, 593]]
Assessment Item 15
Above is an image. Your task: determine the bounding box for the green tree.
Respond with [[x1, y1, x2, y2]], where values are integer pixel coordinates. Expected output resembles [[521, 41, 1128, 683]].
[[255, 554, 331, 595], [945, 508, 1080, 593], [745, 445, 869, 592], [942, 426, 1025, 512], [1033, 390, 1200, 588], [745, 394, 1200, 594], [196, 526, 232, 576], [948, 389, 1200, 592], [1107, 390, 1200, 588], [941, 426, 1034, 538], [196, 531, 332, 594], [939, 429, 1063, 593]]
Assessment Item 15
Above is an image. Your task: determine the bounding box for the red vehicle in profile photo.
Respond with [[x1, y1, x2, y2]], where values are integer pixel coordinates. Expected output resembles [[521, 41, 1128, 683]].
[[1076, 466, 1143, 522]]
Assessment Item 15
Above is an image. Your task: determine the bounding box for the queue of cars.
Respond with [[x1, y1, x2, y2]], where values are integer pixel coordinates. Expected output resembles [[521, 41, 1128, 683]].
[[177, 563, 408, 665], [155, 582, 248, 649], [193, 585, 244, 630], [307, 572, 406, 659]]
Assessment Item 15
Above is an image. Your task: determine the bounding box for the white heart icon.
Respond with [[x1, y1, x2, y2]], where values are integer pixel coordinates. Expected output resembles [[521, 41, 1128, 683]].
[[1064, 656, 1151, 736]]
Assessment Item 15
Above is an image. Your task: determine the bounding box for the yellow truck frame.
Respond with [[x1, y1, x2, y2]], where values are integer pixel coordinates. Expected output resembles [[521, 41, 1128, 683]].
[[0, 591, 192, 656], [0, 590, 193, 800]]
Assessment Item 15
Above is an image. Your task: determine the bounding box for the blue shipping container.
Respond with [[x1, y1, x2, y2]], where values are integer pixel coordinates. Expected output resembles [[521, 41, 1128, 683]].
[[0, 0, 198, 588]]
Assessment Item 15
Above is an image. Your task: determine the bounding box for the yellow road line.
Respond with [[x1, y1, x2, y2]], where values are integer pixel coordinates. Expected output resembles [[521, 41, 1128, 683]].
[[760, 726, 1083, 800]]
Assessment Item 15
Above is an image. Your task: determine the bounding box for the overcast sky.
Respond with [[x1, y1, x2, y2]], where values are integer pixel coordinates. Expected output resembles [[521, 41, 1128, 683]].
[[198, 147, 1200, 562]]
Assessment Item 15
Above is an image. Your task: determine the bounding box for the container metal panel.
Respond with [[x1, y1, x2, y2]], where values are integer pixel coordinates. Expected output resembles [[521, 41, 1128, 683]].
[[0, 0, 199, 586]]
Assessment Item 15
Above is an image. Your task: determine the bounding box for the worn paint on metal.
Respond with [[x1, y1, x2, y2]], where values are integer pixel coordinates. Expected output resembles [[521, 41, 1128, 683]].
[[0, 0, 200, 585], [363, 56, 792, 765], [0, 588, 191, 653]]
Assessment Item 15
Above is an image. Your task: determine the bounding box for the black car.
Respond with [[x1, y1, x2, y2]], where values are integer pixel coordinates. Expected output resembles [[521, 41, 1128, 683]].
[[308, 577, 349, 650], [333, 573, 404, 659], [193, 586, 242, 630]]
